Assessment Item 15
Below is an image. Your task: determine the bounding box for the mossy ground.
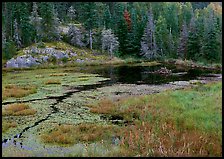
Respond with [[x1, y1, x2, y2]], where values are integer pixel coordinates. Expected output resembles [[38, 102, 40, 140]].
[[2, 67, 109, 103]]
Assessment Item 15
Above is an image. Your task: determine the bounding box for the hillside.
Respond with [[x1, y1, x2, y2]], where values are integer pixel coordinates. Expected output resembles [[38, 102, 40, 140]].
[[5, 42, 120, 68]]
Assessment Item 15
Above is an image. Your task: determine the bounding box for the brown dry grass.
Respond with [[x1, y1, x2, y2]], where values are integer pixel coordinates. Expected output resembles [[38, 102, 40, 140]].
[[119, 121, 222, 157], [44, 79, 61, 85], [41, 123, 121, 145], [2, 103, 37, 116], [2, 84, 37, 100], [2, 121, 17, 133], [88, 98, 146, 121]]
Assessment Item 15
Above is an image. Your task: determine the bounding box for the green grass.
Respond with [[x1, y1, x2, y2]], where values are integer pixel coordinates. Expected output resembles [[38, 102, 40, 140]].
[[89, 81, 222, 156]]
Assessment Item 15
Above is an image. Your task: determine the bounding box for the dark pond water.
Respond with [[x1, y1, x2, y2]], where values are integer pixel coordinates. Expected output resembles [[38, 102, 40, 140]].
[[68, 62, 221, 85]]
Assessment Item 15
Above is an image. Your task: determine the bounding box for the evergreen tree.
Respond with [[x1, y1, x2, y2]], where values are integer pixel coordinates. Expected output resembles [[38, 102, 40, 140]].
[[187, 16, 200, 60], [79, 2, 98, 50], [104, 5, 112, 29], [140, 11, 158, 60], [13, 2, 34, 47], [155, 15, 169, 58], [39, 2, 60, 41], [13, 19, 22, 48], [30, 2, 42, 43], [168, 28, 175, 58], [203, 13, 221, 63], [177, 21, 188, 59]]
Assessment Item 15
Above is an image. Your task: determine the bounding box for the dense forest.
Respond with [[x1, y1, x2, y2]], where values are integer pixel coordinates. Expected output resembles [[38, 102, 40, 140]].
[[2, 2, 222, 63]]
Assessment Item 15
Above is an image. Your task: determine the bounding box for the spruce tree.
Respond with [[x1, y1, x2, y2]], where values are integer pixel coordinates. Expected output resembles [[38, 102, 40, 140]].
[[30, 2, 42, 43], [39, 2, 61, 41], [155, 15, 169, 58], [187, 16, 200, 60]]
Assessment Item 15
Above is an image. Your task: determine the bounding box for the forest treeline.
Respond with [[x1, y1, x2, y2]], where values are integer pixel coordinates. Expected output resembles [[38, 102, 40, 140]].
[[2, 2, 222, 63]]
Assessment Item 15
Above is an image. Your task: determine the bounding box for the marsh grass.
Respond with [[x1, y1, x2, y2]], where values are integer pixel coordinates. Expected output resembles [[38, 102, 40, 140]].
[[41, 123, 121, 146], [44, 79, 61, 85], [2, 84, 37, 100], [2, 103, 37, 116], [89, 82, 222, 156], [2, 121, 17, 133]]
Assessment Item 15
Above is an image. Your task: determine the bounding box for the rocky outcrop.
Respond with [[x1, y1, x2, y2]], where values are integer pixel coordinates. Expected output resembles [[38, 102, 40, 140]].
[[6, 46, 82, 68], [6, 55, 40, 68]]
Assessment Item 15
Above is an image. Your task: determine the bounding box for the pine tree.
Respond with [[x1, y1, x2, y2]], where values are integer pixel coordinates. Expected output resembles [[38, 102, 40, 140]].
[[177, 21, 188, 59], [13, 19, 22, 48], [30, 2, 42, 43], [101, 28, 119, 58], [140, 11, 158, 60]]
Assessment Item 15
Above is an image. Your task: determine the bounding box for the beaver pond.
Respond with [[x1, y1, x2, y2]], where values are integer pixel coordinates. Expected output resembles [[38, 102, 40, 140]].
[[2, 62, 222, 157]]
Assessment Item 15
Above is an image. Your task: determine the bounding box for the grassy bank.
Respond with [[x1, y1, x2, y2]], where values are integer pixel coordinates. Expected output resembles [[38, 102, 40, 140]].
[[88, 81, 222, 157]]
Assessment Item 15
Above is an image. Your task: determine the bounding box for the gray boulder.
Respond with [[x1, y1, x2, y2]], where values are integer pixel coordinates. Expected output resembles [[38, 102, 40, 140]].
[[6, 58, 19, 68], [76, 59, 85, 63]]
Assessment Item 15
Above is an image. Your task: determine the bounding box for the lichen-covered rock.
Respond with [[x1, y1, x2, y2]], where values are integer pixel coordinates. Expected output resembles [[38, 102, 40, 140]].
[[6, 55, 40, 68], [40, 56, 49, 62], [76, 59, 85, 63], [53, 52, 69, 59], [6, 58, 18, 68]]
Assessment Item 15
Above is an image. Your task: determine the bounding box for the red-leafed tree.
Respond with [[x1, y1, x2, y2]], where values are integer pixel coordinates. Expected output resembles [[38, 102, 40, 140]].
[[124, 10, 131, 31]]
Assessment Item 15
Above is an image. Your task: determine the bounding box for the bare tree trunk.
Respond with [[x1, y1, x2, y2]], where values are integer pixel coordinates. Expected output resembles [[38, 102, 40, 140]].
[[89, 29, 92, 50], [110, 43, 112, 58]]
